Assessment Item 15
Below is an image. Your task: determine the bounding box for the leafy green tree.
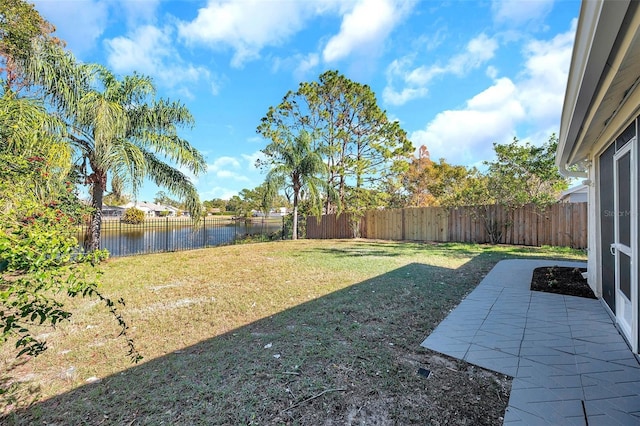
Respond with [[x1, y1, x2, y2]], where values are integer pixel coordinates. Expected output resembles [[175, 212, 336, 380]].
[[485, 134, 568, 207], [257, 70, 412, 215], [225, 195, 245, 215], [211, 198, 227, 209], [0, 91, 72, 195], [397, 145, 473, 208], [423, 160, 475, 206], [0, 154, 141, 404], [238, 187, 263, 216], [259, 131, 328, 240], [121, 207, 145, 224], [0, 0, 62, 91], [103, 176, 130, 206], [439, 134, 569, 243], [0, 4, 141, 405], [22, 47, 206, 251], [203, 198, 227, 214]]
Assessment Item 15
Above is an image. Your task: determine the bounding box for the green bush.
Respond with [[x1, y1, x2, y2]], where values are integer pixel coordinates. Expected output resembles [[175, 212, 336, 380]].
[[121, 207, 145, 224], [283, 213, 305, 239], [0, 154, 141, 387]]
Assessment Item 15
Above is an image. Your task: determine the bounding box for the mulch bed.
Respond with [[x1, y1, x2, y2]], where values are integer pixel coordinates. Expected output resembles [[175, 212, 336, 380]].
[[530, 266, 596, 299]]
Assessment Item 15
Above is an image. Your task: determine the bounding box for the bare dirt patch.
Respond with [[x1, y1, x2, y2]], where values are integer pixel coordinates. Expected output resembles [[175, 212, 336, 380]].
[[531, 266, 596, 299]]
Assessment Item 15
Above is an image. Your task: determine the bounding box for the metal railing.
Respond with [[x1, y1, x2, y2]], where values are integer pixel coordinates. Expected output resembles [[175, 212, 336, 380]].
[[77, 216, 286, 257]]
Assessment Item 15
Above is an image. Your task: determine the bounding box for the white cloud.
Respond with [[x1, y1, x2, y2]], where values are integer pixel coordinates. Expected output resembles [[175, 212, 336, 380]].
[[204, 156, 251, 184], [178, 0, 413, 69], [382, 84, 429, 107], [486, 65, 499, 79], [177, 165, 199, 186], [105, 25, 213, 92], [216, 170, 250, 181], [383, 33, 498, 105], [272, 52, 321, 79], [208, 157, 241, 172], [410, 78, 524, 165], [33, 0, 109, 55], [210, 80, 222, 96], [409, 22, 576, 166], [322, 0, 414, 63], [411, 31, 447, 53], [34, 0, 162, 55], [242, 151, 266, 171], [448, 34, 499, 76], [516, 21, 576, 129], [198, 153, 266, 199], [117, 0, 160, 27], [247, 136, 264, 144], [295, 53, 320, 78], [200, 186, 241, 200], [177, 0, 314, 67], [492, 0, 554, 27], [467, 77, 518, 110]]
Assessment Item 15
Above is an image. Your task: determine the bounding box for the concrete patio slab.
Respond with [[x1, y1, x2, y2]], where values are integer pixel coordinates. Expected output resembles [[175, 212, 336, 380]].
[[421, 259, 640, 425]]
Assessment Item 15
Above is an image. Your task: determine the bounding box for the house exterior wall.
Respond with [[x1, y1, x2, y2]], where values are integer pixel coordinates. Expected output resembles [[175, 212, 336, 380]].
[[558, 1, 640, 352], [560, 191, 588, 203], [587, 116, 639, 352], [570, 192, 588, 203], [585, 93, 640, 300]]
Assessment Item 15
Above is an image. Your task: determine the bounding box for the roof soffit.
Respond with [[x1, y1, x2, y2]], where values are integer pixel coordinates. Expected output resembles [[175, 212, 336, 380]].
[[557, 0, 631, 168]]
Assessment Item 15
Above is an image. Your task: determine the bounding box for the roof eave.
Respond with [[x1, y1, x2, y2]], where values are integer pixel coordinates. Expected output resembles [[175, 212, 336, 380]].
[[557, 0, 630, 176]]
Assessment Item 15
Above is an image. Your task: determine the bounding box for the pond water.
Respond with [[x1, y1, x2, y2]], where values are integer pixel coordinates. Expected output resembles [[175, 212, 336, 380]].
[[78, 218, 285, 257]]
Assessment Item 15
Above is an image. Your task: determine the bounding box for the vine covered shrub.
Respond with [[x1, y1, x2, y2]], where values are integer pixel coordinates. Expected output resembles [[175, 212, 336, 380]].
[[0, 155, 141, 408], [121, 207, 145, 224]]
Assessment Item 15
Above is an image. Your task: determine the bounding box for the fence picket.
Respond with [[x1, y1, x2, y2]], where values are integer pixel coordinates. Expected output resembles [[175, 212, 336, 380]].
[[305, 203, 587, 248], [78, 216, 285, 257]]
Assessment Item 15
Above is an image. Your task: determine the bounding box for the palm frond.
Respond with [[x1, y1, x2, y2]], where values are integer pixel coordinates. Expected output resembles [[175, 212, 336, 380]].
[[0, 92, 72, 174], [142, 151, 202, 219], [130, 131, 206, 174]]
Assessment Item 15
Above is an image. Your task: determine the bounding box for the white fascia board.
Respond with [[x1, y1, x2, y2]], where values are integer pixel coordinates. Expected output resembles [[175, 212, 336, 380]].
[[558, 0, 630, 175]]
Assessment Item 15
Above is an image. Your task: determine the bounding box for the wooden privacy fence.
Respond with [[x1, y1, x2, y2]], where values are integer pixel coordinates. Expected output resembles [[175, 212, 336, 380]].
[[306, 202, 588, 248]]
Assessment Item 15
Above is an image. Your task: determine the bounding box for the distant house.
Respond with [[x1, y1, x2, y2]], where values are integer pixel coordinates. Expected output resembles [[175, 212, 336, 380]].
[[252, 207, 289, 217], [558, 184, 588, 203], [102, 205, 125, 217], [163, 205, 181, 216], [557, 0, 640, 353], [121, 202, 179, 217]]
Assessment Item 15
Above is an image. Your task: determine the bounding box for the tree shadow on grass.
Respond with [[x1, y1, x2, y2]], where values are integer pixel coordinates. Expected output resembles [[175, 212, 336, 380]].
[[302, 240, 503, 259], [3, 251, 571, 425]]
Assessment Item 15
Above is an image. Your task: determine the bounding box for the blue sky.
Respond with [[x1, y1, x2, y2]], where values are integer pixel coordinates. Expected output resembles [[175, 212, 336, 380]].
[[32, 0, 580, 202]]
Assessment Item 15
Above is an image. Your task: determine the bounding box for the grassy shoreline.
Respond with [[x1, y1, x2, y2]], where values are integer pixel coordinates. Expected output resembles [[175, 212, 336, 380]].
[[2, 240, 586, 424]]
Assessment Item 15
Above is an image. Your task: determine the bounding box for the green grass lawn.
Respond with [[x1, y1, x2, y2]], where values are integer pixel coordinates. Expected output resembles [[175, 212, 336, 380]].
[[1, 240, 586, 424]]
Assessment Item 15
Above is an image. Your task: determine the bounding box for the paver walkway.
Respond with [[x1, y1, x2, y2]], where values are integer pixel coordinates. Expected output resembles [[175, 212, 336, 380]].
[[421, 259, 640, 425]]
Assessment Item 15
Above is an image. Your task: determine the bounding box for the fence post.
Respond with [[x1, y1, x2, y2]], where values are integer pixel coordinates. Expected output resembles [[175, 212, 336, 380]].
[[282, 216, 285, 240], [119, 219, 122, 257], [165, 216, 169, 252], [203, 216, 207, 248]]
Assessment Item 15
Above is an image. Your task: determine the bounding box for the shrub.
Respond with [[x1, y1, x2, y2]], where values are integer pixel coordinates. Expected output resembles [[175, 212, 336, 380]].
[[0, 154, 141, 407], [121, 207, 145, 224]]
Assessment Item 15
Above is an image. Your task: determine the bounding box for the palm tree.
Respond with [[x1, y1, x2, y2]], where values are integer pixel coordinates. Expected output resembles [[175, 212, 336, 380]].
[[262, 131, 328, 240], [0, 90, 74, 202], [0, 90, 70, 164], [24, 43, 206, 251]]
